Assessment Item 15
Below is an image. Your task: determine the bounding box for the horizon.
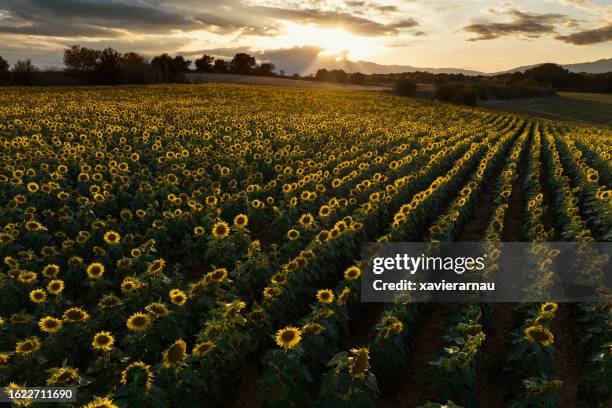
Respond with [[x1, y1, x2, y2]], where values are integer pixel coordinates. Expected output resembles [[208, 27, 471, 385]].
[[0, 0, 611, 74]]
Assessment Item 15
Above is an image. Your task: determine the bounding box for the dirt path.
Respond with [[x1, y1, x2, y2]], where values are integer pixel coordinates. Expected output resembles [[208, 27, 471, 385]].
[[551, 304, 582, 406], [376, 303, 458, 407], [474, 303, 516, 407], [503, 124, 531, 242], [344, 303, 386, 349]]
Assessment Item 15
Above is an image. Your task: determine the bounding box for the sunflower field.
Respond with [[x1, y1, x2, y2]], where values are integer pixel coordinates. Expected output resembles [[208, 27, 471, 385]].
[[0, 84, 610, 408]]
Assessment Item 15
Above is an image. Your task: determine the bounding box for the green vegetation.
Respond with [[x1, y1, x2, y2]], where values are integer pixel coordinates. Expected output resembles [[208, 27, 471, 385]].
[[482, 92, 612, 126]]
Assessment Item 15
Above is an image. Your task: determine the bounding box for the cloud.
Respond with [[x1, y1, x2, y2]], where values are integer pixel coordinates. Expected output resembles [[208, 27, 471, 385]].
[[344, 1, 399, 15], [555, 23, 612, 44], [0, 0, 201, 37], [464, 9, 578, 41], [251, 6, 418, 36]]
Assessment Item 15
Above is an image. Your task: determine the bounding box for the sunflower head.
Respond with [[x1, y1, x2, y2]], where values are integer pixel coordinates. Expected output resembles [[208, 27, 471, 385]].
[[47, 279, 65, 295], [120, 361, 154, 390], [275, 326, 302, 351], [540, 302, 558, 314], [29, 289, 47, 303], [127, 313, 151, 332], [344, 266, 361, 280], [212, 221, 230, 239], [47, 367, 79, 386], [15, 336, 42, 356], [39, 316, 63, 334], [316, 289, 334, 304], [524, 325, 554, 347], [92, 331, 115, 351], [287, 229, 300, 241], [193, 340, 216, 357], [162, 339, 187, 369], [103, 230, 121, 245], [63, 307, 90, 323], [83, 396, 118, 408], [233, 214, 249, 228], [169, 289, 187, 306], [86, 262, 105, 280]]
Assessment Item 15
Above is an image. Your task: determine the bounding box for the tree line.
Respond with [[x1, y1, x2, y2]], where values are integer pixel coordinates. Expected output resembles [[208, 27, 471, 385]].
[[314, 63, 612, 94], [0, 45, 277, 85]]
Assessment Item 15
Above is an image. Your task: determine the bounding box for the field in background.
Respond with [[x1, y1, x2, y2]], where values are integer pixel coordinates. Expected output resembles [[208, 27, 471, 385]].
[[482, 92, 612, 126], [186, 72, 390, 92]]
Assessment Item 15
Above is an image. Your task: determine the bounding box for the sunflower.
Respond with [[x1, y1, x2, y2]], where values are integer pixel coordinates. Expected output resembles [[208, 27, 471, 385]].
[[103, 230, 121, 245], [275, 326, 302, 351], [86, 262, 105, 280], [63, 307, 90, 323], [26, 182, 40, 192], [11, 313, 30, 325], [99, 294, 122, 309], [42, 264, 60, 278], [344, 266, 361, 280], [299, 213, 315, 229], [127, 312, 151, 332], [302, 323, 325, 334], [212, 221, 230, 239], [349, 348, 370, 380], [540, 302, 558, 314], [162, 339, 187, 369], [5, 383, 31, 406], [92, 331, 115, 351], [318, 205, 332, 218], [83, 396, 118, 408], [206, 267, 228, 283], [121, 277, 142, 293], [47, 279, 64, 295], [145, 302, 170, 317], [193, 226, 205, 236], [15, 336, 42, 356], [147, 258, 166, 275], [120, 361, 154, 390], [47, 367, 79, 386], [524, 325, 554, 347], [39, 316, 63, 334], [29, 289, 47, 303], [192, 340, 216, 357], [316, 289, 334, 304], [337, 287, 351, 305], [233, 214, 249, 228], [287, 229, 300, 241], [169, 289, 187, 306]]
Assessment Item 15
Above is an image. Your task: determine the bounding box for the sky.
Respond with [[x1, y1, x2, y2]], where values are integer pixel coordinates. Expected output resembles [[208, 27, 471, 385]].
[[0, 0, 610, 74]]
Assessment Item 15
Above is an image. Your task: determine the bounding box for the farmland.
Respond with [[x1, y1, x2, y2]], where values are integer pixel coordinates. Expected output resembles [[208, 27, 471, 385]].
[[0, 84, 610, 408]]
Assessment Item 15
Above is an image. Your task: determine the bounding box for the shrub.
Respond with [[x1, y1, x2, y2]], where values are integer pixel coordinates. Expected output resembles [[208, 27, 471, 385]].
[[394, 78, 417, 96]]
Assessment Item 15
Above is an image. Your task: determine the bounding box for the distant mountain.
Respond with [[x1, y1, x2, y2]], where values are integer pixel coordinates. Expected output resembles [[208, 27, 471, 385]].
[[314, 59, 484, 76], [495, 58, 612, 74]]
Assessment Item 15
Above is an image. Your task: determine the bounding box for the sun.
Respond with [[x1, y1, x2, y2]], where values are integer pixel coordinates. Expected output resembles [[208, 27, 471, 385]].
[[261, 22, 381, 61]]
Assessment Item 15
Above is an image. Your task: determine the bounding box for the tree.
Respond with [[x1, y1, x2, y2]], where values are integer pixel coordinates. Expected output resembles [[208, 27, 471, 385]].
[[349, 72, 366, 85], [213, 59, 229, 73], [93, 47, 122, 84], [0, 56, 9, 74], [194, 54, 214, 72], [151, 53, 183, 82], [394, 78, 417, 96], [121, 52, 149, 84], [173, 55, 192, 72], [230, 53, 256, 74], [0, 56, 9, 84], [63, 44, 100, 72], [256, 62, 275, 76], [12, 59, 38, 85]]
